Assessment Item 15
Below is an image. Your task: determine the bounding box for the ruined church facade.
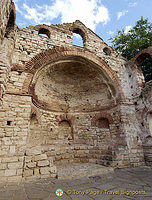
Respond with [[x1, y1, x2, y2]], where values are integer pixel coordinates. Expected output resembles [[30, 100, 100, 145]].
[[0, 0, 152, 183]]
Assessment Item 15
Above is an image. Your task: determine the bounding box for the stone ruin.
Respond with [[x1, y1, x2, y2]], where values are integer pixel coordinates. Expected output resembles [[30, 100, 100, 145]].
[[0, 0, 152, 183]]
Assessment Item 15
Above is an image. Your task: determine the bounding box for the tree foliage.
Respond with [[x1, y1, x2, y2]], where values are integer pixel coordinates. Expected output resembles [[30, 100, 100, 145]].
[[109, 17, 152, 82]]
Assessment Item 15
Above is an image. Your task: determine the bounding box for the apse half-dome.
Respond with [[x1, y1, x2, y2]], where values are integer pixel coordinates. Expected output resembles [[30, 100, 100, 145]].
[[31, 56, 118, 112]]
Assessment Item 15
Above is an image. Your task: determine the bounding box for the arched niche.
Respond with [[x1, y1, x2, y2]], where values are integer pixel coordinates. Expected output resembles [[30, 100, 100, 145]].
[[136, 52, 152, 82], [96, 118, 110, 129], [59, 120, 73, 140]]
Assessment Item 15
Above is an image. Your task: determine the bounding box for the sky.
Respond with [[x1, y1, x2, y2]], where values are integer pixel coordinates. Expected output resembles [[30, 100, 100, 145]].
[[14, 0, 152, 45]]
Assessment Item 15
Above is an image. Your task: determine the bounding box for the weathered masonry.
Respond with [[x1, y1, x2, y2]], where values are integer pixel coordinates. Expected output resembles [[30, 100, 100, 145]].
[[0, 0, 152, 183]]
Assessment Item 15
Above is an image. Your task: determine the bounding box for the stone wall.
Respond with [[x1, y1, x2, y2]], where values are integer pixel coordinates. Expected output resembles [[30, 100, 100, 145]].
[[135, 81, 152, 165], [0, 0, 150, 183], [127, 47, 152, 166]]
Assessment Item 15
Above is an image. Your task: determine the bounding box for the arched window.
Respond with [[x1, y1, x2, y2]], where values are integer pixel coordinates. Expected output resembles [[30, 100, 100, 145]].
[[103, 47, 111, 56], [96, 118, 110, 129], [38, 28, 50, 38], [4, 10, 15, 38], [136, 53, 152, 82], [72, 28, 86, 47]]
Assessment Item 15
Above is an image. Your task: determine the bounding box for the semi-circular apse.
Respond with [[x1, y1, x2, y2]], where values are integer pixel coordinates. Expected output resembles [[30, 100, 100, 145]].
[[32, 56, 117, 112]]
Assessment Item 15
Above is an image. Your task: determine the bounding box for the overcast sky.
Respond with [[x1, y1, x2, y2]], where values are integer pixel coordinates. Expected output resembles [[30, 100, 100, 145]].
[[14, 0, 152, 45]]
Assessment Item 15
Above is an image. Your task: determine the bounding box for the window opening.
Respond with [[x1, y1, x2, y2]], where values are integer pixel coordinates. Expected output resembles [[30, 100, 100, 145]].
[[38, 28, 50, 38], [137, 53, 152, 82], [103, 47, 111, 55], [72, 28, 86, 47]]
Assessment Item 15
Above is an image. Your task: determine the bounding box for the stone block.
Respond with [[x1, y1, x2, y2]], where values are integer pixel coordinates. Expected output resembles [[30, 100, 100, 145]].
[[34, 154, 47, 161], [50, 166, 57, 174], [5, 131, 13, 137], [26, 162, 36, 168], [25, 156, 32, 163], [7, 176, 22, 182], [23, 169, 33, 177], [48, 157, 54, 164], [18, 157, 24, 162], [9, 146, 16, 154], [37, 160, 49, 167], [17, 169, 22, 175], [0, 163, 7, 170], [8, 162, 23, 169], [26, 148, 41, 156], [40, 174, 50, 179], [34, 168, 39, 176], [2, 157, 18, 163], [3, 138, 11, 145], [40, 167, 50, 175], [0, 176, 7, 182], [0, 170, 5, 176], [50, 173, 57, 178], [5, 169, 16, 176], [0, 112, 5, 117]]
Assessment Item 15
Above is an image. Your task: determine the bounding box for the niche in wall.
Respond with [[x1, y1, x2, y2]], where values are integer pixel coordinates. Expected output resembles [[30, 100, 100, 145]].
[[59, 120, 73, 140], [96, 117, 110, 129]]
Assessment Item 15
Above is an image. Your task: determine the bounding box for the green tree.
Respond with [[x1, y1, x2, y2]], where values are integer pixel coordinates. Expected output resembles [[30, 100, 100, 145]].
[[109, 17, 152, 82]]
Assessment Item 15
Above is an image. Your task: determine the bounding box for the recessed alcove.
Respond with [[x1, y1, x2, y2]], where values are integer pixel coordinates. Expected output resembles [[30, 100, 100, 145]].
[[96, 118, 110, 129], [59, 120, 73, 140], [32, 56, 117, 112]]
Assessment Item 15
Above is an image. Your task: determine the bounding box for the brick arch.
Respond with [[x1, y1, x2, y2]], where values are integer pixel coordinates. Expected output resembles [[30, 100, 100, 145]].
[[23, 46, 124, 99], [56, 114, 75, 126], [130, 46, 152, 68], [35, 24, 54, 36], [69, 23, 88, 39], [133, 47, 152, 65], [70, 24, 88, 47], [132, 47, 152, 75]]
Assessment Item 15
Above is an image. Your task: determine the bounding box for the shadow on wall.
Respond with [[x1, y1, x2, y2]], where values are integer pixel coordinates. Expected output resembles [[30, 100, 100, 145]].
[[4, 9, 15, 38]]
